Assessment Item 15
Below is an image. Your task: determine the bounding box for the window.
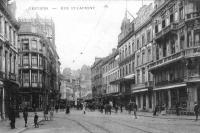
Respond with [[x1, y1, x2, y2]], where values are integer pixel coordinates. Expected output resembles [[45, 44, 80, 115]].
[[137, 39, 140, 49], [126, 65, 128, 75], [125, 46, 127, 57], [0, 16, 2, 34], [13, 31, 16, 46], [170, 14, 174, 23], [179, 7, 184, 20], [142, 50, 145, 64], [9, 54, 12, 73], [23, 72, 29, 83], [147, 48, 151, 62], [142, 35, 145, 46], [132, 42, 134, 53], [129, 63, 131, 74], [142, 68, 145, 83], [147, 31, 151, 43], [31, 72, 38, 83], [155, 25, 158, 34], [23, 54, 29, 65], [128, 45, 131, 55], [188, 32, 192, 47], [38, 42, 42, 51], [22, 39, 29, 50], [137, 70, 140, 84], [194, 31, 200, 46], [132, 62, 135, 72], [163, 43, 166, 57], [162, 19, 166, 28], [32, 54, 37, 66], [31, 40, 37, 50], [171, 40, 175, 54], [4, 21, 7, 38], [137, 54, 140, 66], [39, 56, 43, 66], [9, 26, 12, 42]]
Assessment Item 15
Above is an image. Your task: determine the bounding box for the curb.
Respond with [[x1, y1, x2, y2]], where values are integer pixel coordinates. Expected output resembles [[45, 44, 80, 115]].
[[15, 119, 44, 133]]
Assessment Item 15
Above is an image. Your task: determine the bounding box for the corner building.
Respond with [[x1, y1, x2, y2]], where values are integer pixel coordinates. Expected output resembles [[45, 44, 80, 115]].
[[149, 0, 200, 112], [18, 17, 59, 110]]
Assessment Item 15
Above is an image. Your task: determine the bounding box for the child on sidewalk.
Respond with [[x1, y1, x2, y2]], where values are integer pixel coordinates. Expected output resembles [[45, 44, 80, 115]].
[[34, 112, 39, 128]]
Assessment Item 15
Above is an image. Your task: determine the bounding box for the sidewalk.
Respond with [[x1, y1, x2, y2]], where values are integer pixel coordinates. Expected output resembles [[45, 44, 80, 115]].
[[112, 109, 197, 120], [0, 112, 43, 133]]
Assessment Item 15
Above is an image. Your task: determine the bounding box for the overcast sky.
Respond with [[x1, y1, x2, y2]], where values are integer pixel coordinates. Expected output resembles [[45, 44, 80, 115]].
[[15, 0, 154, 71]]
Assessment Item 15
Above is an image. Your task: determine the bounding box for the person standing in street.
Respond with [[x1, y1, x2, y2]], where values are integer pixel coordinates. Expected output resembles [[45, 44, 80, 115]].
[[55, 104, 59, 113], [23, 107, 28, 127], [133, 102, 138, 119], [82, 102, 86, 114], [194, 102, 199, 121], [34, 112, 39, 128], [9, 105, 16, 129]]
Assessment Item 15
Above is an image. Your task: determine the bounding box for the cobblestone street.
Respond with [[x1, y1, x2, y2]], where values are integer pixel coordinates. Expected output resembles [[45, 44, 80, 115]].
[[20, 110, 200, 133]]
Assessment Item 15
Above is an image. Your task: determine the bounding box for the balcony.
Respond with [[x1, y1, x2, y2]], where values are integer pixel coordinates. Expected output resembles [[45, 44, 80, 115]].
[[9, 73, 16, 81], [145, 81, 154, 88], [149, 51, 184, 70], [155, 78, 184, 86], [185, 45, 200, 58], [186, 12, 200, 21], [155, 23, 178, 41]]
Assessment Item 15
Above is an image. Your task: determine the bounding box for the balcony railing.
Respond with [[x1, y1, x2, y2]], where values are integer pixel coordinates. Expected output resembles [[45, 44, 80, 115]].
[[155, 23, 178, 40], [145, 81, 154, 87], [9, 73, 16, 81], [185, 46, 200, 57], [149, 51, 184, 70], [155, 78, 184, 86], [186, 12, 200, 20]]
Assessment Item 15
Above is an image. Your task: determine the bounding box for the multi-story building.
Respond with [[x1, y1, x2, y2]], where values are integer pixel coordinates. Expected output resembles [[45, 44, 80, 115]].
[[18, 17, 60, 110], [0, 0, 19, 120], [133, 4, 154, 111], [117, 13, 135, 105], [102, 49, 120, 105], [91, 57, 103, 99], [149, 0, 200, 112]]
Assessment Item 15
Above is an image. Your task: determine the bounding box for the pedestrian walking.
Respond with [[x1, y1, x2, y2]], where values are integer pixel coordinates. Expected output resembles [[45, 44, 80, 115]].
[[23, 107, 28, 127], [133, 102, 137, 119], [55, 104, 59, 113], [9, 105, 16, 129], [176, 102, 180, 116], [115, 105, 118, 113], [65, 104, 70, 114], [153, 105, 159, 116], [120, 103, 123, 113], [50, 107, 54, 120], [194, 102, 199, 121], [82, 102, 86, 114], [34, 112, 39, 128], [44, 105, 49, 121]]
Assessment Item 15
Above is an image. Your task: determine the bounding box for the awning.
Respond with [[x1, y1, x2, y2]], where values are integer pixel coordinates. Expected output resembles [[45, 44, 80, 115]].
[[154, 83, 186, 91], [132, 88, 148, 93]]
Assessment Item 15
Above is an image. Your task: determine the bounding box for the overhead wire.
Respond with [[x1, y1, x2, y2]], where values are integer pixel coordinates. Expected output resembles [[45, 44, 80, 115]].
[[72, 0, 111, 64]]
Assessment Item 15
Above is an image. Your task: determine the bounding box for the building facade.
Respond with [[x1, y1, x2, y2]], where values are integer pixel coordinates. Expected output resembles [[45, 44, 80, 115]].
[[118, 13, 135, 105], [133, 4, 154, 111], [0, 0, 19, 120], [91, 57, 103, 99], [102, 49, 120, 105], [18, 17, 59, 110], [149, 0, 200, 112]]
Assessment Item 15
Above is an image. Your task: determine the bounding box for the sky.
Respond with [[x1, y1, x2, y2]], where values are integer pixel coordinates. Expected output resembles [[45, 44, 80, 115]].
[[15, 0, 154, 71]]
